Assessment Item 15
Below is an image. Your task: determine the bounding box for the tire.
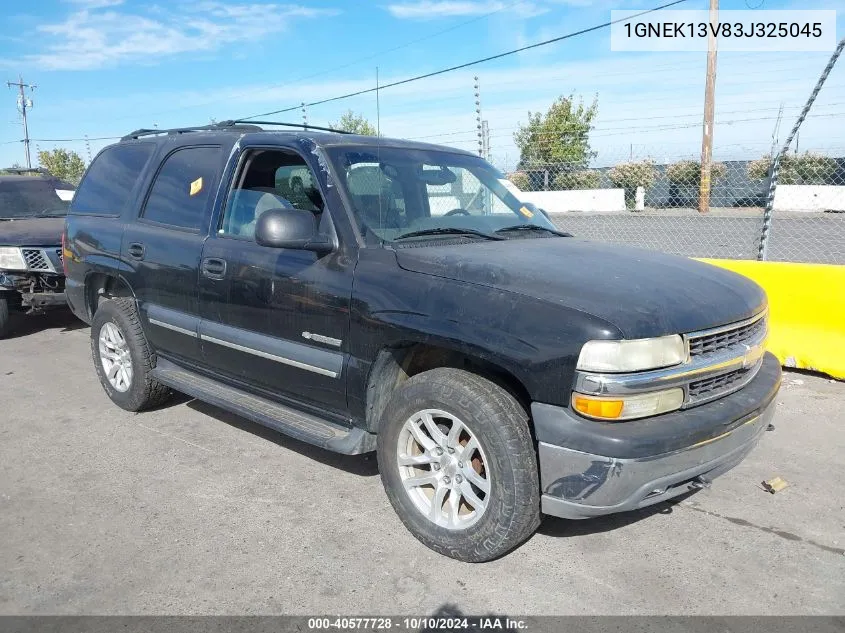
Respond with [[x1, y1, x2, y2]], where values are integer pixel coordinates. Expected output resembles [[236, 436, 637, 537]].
[[0, 295, 9, 339], [377, 368, 540, 562], [90, 297, 171, 411]]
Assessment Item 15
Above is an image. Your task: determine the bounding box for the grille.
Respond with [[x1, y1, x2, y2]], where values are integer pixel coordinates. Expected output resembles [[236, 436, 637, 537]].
[[21, 248, 54, 272], [688, 365, 757, 401], [688, 314, 766, 357]]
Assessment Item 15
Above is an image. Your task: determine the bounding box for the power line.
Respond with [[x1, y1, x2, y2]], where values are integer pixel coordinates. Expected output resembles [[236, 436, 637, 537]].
[[239, 0, 691, 121], [403, 102, 845, 144], [29, 135, 121, 142], [65, 0, 523, 127], [22, 98, 845, 147]]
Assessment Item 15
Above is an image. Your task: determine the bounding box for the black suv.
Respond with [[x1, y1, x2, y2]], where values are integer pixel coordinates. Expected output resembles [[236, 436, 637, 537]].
[[64, 122, 781, 562], [0, 168, 75, 337]]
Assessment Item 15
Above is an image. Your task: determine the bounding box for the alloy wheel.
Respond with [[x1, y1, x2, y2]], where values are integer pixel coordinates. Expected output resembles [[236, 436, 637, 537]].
[[396, 409, 491, 530]]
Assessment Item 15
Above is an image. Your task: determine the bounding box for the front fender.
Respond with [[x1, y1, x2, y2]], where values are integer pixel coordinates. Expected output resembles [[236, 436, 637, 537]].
[[347, 248, 621, 416]]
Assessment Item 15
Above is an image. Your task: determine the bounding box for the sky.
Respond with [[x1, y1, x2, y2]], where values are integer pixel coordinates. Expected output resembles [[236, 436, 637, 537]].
[[0, 0, 843, 170]]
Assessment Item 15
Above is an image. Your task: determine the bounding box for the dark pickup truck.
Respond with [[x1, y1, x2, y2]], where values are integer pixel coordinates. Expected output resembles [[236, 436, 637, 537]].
[[64, 122, 781, 562], [0, 169, 75, 337]]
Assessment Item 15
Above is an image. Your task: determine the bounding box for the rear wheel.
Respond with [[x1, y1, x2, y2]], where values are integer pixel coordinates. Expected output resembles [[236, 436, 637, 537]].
[[0, 295, 9, 338], [377, 368, 540, 562], [90, 298, 171, 411]]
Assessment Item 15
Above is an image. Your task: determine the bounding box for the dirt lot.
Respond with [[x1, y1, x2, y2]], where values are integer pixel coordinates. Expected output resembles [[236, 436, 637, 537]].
[[1, 311, 843, 615]]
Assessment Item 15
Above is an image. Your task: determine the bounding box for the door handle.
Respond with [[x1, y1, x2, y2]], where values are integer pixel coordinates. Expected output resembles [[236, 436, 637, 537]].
[[127, 242, 145, 260], [202, 257, 227, 280]]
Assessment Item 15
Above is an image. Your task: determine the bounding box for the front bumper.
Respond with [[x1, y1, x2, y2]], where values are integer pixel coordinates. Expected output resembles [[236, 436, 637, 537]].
[[0, 270, 67, 312], [22, 291, 67, 310], [535, 352, 781, 519]]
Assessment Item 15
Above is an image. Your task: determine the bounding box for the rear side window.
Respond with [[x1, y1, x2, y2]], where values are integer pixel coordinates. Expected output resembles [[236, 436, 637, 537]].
[[71, 144, 153, 216], [141, 146, 222, 231]]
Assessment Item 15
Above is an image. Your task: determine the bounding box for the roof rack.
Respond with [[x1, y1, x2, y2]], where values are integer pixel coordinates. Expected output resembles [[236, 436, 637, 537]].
[[121, 122, 262, 141], [121, 119, 351, 141], [0, 167, 51, 175], [226, 120, 351, 134]]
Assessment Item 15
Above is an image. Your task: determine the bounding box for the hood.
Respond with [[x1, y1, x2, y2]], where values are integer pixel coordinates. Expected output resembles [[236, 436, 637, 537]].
[[0, 217, 65, 247], [395, 238, 766, 339]]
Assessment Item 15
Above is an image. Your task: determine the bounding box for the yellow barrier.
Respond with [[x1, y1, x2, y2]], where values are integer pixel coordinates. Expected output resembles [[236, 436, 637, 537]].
[[697, 259, 845, 380]]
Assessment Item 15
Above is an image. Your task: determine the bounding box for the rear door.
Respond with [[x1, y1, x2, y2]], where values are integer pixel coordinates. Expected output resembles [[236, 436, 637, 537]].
[[64, 142, 156, 320], [122, 144, 225, 367]]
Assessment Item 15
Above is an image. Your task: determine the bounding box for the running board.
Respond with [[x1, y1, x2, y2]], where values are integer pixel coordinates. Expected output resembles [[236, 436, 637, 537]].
[[152, 359, 376, 455]]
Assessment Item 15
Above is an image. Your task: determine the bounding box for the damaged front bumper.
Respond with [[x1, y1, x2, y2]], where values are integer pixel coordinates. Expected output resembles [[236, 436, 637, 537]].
[[0, 271, 67, 313], [534, 352, 782, 519]]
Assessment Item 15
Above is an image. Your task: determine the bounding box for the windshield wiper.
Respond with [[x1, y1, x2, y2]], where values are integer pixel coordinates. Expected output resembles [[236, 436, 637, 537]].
[[494, 224, 571, 237], [394, 227, 504, 241]]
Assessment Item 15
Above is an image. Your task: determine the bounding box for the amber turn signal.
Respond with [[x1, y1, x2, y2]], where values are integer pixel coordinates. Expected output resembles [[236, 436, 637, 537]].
[[573, 396, 624, 419], [572, 388, 685, 421]]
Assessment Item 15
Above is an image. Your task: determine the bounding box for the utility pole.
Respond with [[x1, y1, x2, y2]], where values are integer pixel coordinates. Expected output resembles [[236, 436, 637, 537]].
[[697, 0, 718, 214], [481, 120, 490, 161], [7, 75, 36, 168], [301, 102, 308, 129]]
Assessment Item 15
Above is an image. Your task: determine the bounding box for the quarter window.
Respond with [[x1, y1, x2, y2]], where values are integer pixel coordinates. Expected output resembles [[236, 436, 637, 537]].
[[142, 146, 222, 230], [71, 143, 154, 216]]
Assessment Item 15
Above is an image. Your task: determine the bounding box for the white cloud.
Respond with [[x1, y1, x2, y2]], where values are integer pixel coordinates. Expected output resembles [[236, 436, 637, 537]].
[[387, 1, 502, 19], [22, 2, 338, 71], [386, 1, 547, 20], [63, 0, 125, 8], [12, 48, 841, 170]]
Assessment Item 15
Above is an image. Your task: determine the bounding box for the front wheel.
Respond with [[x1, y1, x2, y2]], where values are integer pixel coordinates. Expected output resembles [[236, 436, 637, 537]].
[[377, 368, 540, 562]]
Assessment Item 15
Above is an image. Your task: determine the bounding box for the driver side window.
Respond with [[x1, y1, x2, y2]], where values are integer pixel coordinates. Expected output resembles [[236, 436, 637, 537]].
[[220, 149, 326, 239]]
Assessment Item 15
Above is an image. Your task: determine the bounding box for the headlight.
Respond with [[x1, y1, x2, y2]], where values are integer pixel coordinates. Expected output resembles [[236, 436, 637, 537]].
[[0, 247, 26, 271], [576, 335, 686, 373], [572, 388, 685, 421]]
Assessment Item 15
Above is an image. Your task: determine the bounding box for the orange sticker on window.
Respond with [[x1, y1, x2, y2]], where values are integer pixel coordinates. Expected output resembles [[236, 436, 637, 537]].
[[519, 205, 534, 218], [189, 177, 203, 196]]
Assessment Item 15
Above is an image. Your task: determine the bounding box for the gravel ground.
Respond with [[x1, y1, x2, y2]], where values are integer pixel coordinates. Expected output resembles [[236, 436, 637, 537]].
[[0, 311, 843, 616]]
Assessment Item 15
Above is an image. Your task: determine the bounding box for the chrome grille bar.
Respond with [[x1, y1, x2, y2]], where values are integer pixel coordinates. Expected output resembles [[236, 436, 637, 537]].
[[574, 310, 768, 408]]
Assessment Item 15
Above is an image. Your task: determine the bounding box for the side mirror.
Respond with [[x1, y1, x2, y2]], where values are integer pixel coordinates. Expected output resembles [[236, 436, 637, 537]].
[[254, 208, 333, 254]]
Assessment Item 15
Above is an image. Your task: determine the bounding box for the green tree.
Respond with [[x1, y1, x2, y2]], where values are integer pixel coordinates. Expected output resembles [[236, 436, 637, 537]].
[[37, 149, 86, 184], [330, 110, 378, 136], [514, 94, 598, 169]]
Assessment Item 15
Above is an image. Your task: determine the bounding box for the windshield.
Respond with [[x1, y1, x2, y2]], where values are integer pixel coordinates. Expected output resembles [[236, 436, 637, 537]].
[[0, 178, 74, 219], [326, 146, 557, 243]]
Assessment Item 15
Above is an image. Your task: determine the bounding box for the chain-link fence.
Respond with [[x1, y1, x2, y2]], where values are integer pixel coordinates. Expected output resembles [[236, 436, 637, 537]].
[[493, 150, 845, 264], [487, 40, 845, 265]]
